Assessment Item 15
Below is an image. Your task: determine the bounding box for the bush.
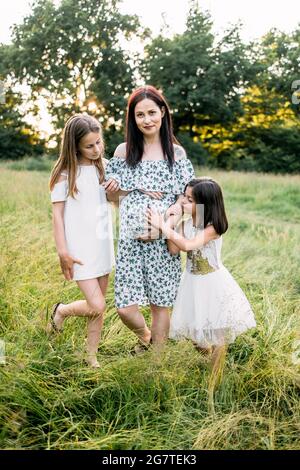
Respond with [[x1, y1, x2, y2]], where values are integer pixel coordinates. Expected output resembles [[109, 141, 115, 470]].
[[210, 126, 300, 174], [176, 132, 209, 166], [2, 156, 54, 172], [103, 126, 124, 159]]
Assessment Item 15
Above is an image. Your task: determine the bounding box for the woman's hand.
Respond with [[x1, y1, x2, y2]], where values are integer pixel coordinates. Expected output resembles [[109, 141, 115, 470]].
[[102, 178, 120, 192], [146, 208, 165, 230], [139, 189, 163, 200], [59, 253, 83, 281]]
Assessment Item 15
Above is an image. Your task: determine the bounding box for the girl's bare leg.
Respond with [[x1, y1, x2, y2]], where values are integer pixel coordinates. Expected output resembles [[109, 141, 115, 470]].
[[192, 342, 212, 355], [85, 274, 109, 361], [210, 344, 227, 383], [207, 344, 227, 414], [117, 304, 151, 344], [53, 277, 108, 367]]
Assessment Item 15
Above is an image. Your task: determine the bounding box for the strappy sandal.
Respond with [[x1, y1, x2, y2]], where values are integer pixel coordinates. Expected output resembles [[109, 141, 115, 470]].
[[131, 337, 152, 355], [47, 303, 63, 334]]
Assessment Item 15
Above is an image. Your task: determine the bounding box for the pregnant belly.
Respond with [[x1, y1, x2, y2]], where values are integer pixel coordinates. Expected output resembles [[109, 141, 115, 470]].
[[119, 191, 175, 240]]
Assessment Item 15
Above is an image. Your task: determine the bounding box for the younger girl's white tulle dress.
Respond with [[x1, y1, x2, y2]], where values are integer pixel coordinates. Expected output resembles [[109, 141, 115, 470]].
[[169, 219, 256, 347]]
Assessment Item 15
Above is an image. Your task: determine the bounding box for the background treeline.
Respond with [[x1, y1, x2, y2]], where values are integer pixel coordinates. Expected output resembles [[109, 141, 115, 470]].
[[0, 0, 299, 173]]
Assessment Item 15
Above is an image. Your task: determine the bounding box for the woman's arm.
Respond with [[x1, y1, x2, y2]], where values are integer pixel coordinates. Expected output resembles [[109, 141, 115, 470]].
[[166, 144, 194, 217], [104, 144, 131, 204], [52, 202, 83, 280]]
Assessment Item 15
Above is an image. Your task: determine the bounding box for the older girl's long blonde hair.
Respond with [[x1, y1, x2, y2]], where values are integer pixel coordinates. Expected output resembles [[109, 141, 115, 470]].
[[49, 114, 105, 198]]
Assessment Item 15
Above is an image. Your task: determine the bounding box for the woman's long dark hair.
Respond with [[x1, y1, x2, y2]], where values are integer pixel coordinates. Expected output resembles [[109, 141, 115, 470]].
[[185, 177, 229, 235], [125, 85, 178, 168]]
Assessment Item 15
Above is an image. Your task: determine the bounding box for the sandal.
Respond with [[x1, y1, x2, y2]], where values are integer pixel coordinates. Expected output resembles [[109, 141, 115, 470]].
[[46, 303, 63, 334], [131, 337, 152, 355]]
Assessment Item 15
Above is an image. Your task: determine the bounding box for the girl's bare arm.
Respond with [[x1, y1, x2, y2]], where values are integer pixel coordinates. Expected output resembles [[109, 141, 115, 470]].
[[147, 209, 219, 252], [164, 224, 219, 252], [167, 220, 184, 255], [52, 202, 83, 280]]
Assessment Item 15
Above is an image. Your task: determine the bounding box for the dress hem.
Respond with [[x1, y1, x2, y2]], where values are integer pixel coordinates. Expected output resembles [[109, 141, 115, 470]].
[[115, 299, 174, 309], [73, 267, 114, 281]]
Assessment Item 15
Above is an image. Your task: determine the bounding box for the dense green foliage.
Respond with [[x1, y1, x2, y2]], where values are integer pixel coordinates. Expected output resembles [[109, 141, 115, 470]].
[[0, 1, 299, 171], [0, 0, 141, 147], [0, 91, 44, 159]]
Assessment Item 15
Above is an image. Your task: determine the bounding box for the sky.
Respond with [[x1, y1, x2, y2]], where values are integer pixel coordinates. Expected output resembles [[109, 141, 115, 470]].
[[0, 0, 299, 45]]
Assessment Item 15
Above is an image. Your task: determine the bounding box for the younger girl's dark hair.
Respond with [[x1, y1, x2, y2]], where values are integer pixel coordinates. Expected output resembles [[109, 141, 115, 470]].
[[185, 177, 228, 235], [126, 85, 179, 168]]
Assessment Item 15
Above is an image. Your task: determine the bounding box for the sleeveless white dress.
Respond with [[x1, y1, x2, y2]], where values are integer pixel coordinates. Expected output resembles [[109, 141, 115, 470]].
[[50, 164, 115, 281], [169, 219, 256, 347]]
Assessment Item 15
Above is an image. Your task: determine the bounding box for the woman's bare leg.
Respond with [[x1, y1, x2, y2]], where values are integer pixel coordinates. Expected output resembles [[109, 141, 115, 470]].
[[117, 304, 151, 344], [150, 304, 170, 344]]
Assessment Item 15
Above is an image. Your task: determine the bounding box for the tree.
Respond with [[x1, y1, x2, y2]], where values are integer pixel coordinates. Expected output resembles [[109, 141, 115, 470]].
[[258, 27, 300, 116], [141, 6, 256, 134], [0, 90, 43, 159], [202, 86, 300, 173], [1, 0, 143, 140]]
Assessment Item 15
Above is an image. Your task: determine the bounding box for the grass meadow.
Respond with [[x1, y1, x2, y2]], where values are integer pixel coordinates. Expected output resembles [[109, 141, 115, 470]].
[[0, 166, 299, 450]]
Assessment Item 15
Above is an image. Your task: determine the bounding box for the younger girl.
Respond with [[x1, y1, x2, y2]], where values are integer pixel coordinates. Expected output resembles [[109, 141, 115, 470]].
[[147, 177, 256, 365], [48, 114, 117, 368]]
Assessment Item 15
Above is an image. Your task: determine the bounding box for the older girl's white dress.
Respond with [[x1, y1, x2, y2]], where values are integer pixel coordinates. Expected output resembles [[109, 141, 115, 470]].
[[50, 165, 115, 281], [170, 219, 256, 347]]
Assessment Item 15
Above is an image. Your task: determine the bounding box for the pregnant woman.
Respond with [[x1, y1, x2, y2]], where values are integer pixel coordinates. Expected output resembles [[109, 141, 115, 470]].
[[105, 85, 194, 349]]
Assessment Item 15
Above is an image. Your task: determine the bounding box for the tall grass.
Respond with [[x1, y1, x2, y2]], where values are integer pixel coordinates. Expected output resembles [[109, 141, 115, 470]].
[[0, 167, 299, 449]]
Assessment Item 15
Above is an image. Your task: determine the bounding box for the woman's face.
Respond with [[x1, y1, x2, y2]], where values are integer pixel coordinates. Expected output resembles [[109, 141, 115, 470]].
[[134, 98, 165, 137], [183, 185, 195, 215]]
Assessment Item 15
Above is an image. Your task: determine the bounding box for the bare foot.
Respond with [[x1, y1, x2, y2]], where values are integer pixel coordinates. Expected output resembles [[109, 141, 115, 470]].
[[132, 332, 152, 355], [193, 343, 212, 355], [86, 354, 100, 368], [139, 331, 152, 345]]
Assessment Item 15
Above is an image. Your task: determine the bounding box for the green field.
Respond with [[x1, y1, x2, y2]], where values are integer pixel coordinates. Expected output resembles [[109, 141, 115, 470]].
[[0, 167, 299, 450]]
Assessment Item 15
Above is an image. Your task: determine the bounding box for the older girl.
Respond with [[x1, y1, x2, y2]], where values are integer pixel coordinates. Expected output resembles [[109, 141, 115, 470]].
[[48, 114, 116, 367]]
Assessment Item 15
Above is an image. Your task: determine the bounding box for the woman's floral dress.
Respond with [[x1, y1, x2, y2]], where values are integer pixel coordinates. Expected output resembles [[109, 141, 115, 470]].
[[106, 156, 195, 308]]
